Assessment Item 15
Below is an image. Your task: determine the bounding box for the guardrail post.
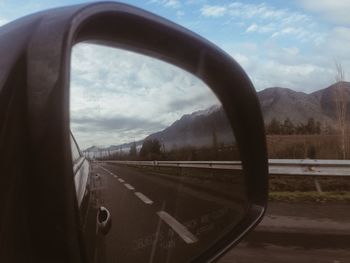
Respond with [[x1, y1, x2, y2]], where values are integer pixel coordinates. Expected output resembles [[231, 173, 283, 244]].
[[313, 177, 323, 193]]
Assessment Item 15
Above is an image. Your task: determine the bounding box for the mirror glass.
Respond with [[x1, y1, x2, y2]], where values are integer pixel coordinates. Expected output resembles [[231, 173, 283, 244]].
[[70, 43, 247, 263]]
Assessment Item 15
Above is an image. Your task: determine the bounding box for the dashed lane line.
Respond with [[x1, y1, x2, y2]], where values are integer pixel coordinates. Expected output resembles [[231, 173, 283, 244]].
[[134, 192, 153, 205], [124, 183, 135, 190], [157, 211, 198, 244], [99, 166, 118, 178], [97, 165, 155, 208]]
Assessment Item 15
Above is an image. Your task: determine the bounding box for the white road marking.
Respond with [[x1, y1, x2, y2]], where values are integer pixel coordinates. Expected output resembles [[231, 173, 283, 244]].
[[100, 166, 118, 178], [124, 183, 135, 190], [157, 211, 198, 244], [134, 192, 153, 204], [118, 178, 125, 183], [100, 166, 110, 173]]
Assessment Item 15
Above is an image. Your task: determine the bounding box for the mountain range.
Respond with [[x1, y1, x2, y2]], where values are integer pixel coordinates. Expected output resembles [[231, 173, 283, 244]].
[[259, 81, 350, 125], [144, 104, 235, 150], [84, 81, 350, 153]]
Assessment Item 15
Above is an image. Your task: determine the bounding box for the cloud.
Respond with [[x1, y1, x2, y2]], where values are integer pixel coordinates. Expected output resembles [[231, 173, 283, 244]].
[[200, 5, 227, 17], [176, 10, 185, 17], [226, 41, 336, 93], [200, 2, 322, 44], [298, 0, 350, 25], [246, 23, 258, 33], [327, 27, 350, 53], [0, 17, 8, 26], [70, 43, 219, 148], [249, 57, 332, 93], [225, 2, 310, 23], [150, 0, 181, 9], [72, 116, 164, 133]]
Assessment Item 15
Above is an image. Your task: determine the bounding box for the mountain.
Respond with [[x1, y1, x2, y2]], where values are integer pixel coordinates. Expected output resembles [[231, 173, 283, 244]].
[[144, 81, 350, 150], [258, 81, 350, 126], [144, 105, 235, 150], [84, 81, 350, 152], [311, 81, 350, 121], [84, 146, 100, 152]]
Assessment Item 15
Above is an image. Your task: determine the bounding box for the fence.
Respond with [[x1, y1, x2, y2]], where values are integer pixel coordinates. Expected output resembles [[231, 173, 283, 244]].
[[99, 159, 350, 193]]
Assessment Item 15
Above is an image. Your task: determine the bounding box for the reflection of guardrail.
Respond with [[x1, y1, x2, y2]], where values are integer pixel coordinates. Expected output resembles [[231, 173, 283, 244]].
[[101, 159, 350, 177], [99, 159, 350, 193], [103, 160, 243, 170]]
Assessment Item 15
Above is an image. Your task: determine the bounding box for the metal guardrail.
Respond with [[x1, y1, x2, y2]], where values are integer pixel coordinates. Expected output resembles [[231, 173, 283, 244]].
[[101, 159, 350, 177], [104, 160, 243, 171], [99, 159, 350, 193]]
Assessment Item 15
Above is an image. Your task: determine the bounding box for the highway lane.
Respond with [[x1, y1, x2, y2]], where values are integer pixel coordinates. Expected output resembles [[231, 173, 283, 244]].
[[87, 162, 350, 263], [218, 202, 350, 263], [91, 162, 247, 263]]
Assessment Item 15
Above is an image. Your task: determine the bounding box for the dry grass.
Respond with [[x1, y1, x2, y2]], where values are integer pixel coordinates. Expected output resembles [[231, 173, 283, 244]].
[[270, 191, 350, 203], [266, 134, 347, 159]]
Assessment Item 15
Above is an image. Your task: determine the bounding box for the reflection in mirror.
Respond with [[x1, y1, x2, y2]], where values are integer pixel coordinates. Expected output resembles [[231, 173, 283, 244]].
[[70, 44, 247, 263]]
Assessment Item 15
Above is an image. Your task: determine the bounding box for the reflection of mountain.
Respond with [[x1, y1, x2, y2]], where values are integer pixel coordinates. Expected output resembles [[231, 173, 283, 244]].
[[85, 146, 100, 152], [144, 105, 235, 150], [83, 104, 235, 153], [259, 81, 350, 125]]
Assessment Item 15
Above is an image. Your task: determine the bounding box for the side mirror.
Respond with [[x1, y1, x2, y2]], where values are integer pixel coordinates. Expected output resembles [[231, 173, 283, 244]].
[[97, 207, 112, 235], [0, 2, 268, 263]]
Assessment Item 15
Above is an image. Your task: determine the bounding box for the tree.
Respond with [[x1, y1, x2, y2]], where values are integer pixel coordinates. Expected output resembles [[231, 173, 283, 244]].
[[306, 118, 316, 134], [140, 139, 161, 160], [316, 121, 321, 134], [212, 129, 218, 149], [282, 118, 294, 135], [334, 61, 348, 159], [267, 118, 281, 134], [129, 141, 137, 159], [211, 129, 219, 160]]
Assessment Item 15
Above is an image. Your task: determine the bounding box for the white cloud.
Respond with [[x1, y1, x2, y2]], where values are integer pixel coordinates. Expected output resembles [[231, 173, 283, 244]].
[[70, 44, 219, 148], [282, 47, 300, 57], [176, 10, 185, 17], [200, 5, 227, 17], [329, 26, 350, 51], [201, 2, 322, 44], [227, 2, 286, 20], [298, 0, 350, 25], [246, 23, 258, 33], [150, 0, 181, 9], [0, 17, 8, 26], [246, 23, 276, 34], [249, 58, 332, 93], [271, 27, 306, 38], [315, 26, 350, 79], [226, 41, 336, 93]]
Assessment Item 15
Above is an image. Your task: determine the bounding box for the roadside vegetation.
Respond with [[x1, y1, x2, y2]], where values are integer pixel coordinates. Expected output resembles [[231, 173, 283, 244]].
[[269, 191, 350, 203]]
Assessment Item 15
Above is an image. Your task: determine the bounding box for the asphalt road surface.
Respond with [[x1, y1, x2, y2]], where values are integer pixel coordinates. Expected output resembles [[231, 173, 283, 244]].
[[219, 202, 350, 263], [92, 162, 247, 263], [91, 162, 350, 263]]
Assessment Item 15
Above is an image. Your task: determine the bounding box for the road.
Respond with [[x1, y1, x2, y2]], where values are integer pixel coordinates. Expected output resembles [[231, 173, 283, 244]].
[[219, 202, 350, 263], [92, 162, 247, 263], [90, 162, 350, 263]]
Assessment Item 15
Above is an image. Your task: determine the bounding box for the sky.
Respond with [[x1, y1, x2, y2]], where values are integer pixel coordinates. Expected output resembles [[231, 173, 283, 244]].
[[1, 0, 350, 148]]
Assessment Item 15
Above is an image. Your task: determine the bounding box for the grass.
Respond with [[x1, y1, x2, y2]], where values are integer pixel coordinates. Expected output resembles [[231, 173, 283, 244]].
[[269, 191, 350, 203]]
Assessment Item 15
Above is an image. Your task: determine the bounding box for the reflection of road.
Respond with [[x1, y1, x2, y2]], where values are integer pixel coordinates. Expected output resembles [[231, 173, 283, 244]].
[[92, 162, 246, 263], [219, 202, 350, 263]]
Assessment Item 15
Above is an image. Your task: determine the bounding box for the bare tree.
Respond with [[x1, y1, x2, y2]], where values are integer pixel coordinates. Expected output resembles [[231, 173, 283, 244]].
[[334, 60, 348, 159]]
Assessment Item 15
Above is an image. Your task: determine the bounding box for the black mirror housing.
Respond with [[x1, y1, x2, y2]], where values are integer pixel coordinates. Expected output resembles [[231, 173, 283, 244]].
[[0, 2, 268, 262]]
